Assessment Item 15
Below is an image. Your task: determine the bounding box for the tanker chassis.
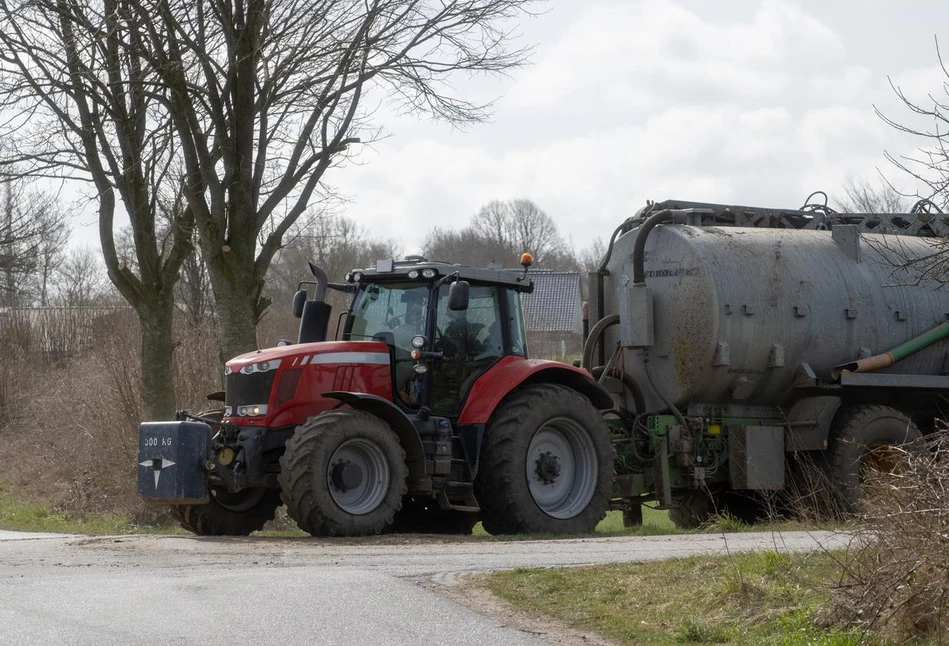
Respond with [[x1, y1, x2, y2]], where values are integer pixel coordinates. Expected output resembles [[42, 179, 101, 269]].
[[589, 197, 949, 527], [137, 197, 949, 535]]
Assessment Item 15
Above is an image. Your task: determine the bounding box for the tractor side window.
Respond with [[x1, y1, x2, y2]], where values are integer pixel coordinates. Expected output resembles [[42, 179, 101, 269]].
[[347, 282, 429, 407], [432, 284, 503, 414], [504, 288, 528, 357]]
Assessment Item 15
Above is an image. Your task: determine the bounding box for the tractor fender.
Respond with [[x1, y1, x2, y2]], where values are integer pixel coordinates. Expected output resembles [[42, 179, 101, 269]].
[[323, 392, 427, 483], [457, 356, 613, 425]]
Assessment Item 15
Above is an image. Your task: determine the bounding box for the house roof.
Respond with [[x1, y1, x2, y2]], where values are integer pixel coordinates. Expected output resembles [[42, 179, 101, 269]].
[[521, 270, 583, 334]]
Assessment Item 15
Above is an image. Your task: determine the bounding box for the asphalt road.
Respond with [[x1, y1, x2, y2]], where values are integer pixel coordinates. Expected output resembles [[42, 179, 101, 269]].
[[0, 529, 852, 645]]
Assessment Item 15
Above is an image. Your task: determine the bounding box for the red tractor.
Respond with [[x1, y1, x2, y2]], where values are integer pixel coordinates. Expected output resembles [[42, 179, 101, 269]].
[[138, 256, 614, 536]]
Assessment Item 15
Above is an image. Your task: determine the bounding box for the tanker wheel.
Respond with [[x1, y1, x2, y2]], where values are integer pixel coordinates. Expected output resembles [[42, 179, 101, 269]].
[[171, 488, 281, 536], [475, 384, 612, 535], [667, 489, 717, 530], [388, 497, 478, 535], [828, 405, 923, 514], [278, 409, 408, 537]]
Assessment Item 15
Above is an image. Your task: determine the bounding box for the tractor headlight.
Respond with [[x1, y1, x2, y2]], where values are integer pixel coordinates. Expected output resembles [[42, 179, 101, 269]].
[[238, 359, 282, 375], [352, 272, 363, 282], [421, 268, 436, 279], [236, 404, 268, 417], [224, 406, 232, 417], [408, 270, 419, 279], [411, 334, 426, 349]]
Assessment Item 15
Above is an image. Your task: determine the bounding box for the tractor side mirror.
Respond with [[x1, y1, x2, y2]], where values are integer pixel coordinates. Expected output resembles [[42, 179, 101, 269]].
[[448, 280, 470, 311], [292, 289, 307, 318]]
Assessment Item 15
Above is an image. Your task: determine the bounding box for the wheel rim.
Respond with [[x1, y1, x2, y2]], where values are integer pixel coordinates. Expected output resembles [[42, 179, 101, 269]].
[[526, 417, 598, 519], [327, 438, 391, 515], [211, 487, 267, 512]]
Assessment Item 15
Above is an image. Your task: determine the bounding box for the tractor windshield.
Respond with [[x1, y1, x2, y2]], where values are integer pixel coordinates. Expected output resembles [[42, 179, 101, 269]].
[[346, 282, 430, 346]]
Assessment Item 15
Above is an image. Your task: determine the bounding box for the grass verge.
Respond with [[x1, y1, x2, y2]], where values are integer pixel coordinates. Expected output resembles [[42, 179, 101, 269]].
[[0, 486, 179, 535], [482, 549, 865, 645]]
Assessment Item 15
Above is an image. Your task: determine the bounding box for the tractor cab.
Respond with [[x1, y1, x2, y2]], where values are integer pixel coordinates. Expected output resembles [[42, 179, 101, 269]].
[[339, 257, 533, 416]]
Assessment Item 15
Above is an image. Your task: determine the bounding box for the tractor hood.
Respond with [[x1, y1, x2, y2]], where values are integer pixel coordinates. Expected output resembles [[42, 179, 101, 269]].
[[223, 340, 394, 426], [225, 340, 390, 374]]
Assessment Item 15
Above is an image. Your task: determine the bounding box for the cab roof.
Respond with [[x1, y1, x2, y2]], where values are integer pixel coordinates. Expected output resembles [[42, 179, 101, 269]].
[[347, 257, 534, 293]]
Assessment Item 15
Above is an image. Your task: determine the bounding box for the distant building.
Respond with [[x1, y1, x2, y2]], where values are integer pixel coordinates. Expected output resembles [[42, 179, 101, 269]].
[[521, 270, 583, 360]]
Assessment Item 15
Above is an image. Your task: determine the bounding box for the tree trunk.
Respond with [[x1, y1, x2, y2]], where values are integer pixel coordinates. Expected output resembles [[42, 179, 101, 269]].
[[138, 297, 178, 422], [211, 279, 260, 364]]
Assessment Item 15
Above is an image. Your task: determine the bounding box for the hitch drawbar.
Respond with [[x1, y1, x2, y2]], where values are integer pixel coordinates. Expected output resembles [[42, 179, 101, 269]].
[[137, 421, 211, 504]]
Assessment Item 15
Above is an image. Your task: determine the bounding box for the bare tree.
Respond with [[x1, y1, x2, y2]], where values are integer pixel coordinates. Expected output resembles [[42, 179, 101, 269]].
[[472, 200, 511, 248], [0, 179, 69, 307], [875, 38, 949, 210], [54, 247, 107, 307], [0, 0, 536, 415], [835, 178, 910, 213], [426, 197, 569, 268], [423, 226, 512, 268], [0, 3, 195, 419], [507, 198, 562, 261], [578, 237, 606, 274], [176, 247, 213, 328]]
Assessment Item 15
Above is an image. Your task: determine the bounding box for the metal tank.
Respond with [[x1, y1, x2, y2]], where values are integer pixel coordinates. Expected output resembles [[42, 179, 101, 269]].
[[599, 214, 949, 413]]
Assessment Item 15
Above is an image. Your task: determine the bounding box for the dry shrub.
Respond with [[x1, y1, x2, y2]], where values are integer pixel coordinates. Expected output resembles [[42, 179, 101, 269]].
[[822, 432, 949, 642], [772, 451, 852, 524], [172, 317, 224, 412], [0, 309, 225, 523]]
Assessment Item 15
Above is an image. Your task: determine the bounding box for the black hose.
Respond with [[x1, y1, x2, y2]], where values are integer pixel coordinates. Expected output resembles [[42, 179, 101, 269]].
[[596, 217, 638, 366], [643, 352, 688, 428], [582, 313, 619, 372], [632, 209, 672, 284], [592, 365, 645, 413]]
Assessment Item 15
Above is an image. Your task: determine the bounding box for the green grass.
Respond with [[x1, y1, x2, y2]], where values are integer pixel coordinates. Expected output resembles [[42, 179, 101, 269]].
[[0, 486, 180, 536], [483, 550, 865, 646]]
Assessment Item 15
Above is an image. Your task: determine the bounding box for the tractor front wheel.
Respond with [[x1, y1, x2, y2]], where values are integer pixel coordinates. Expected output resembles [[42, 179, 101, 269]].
[[170, 408, 280, 536], [172, 488, 280, 536], [476, 384, 612, 535], [278, 409, 408, 537]]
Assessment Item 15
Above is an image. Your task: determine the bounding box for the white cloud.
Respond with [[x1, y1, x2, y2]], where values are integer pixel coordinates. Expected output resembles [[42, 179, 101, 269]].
[[68, 0, 949, 264]]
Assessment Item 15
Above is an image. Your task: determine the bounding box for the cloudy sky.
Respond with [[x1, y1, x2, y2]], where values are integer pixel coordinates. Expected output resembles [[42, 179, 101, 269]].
[[67, 1, 949, 258]]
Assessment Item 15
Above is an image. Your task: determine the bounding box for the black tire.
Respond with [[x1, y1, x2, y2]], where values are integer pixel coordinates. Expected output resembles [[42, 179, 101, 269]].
[[828, 405, 923, 513], [278, 409, 408, 537], [388, 497, 478, 535], [719, 490, 768, 525], [667, 489, 717, 529], [169, 408, 280, 536], [172, 488, 281, 536], [475, 384, 613, 535]]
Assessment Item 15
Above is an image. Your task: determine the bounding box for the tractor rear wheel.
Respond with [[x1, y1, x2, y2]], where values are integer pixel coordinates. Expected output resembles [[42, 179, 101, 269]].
[[279, 409, 408, 537], [828, 405, 923, 513], [475, 384, 612, 535], [388, 497, 478, 535]]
